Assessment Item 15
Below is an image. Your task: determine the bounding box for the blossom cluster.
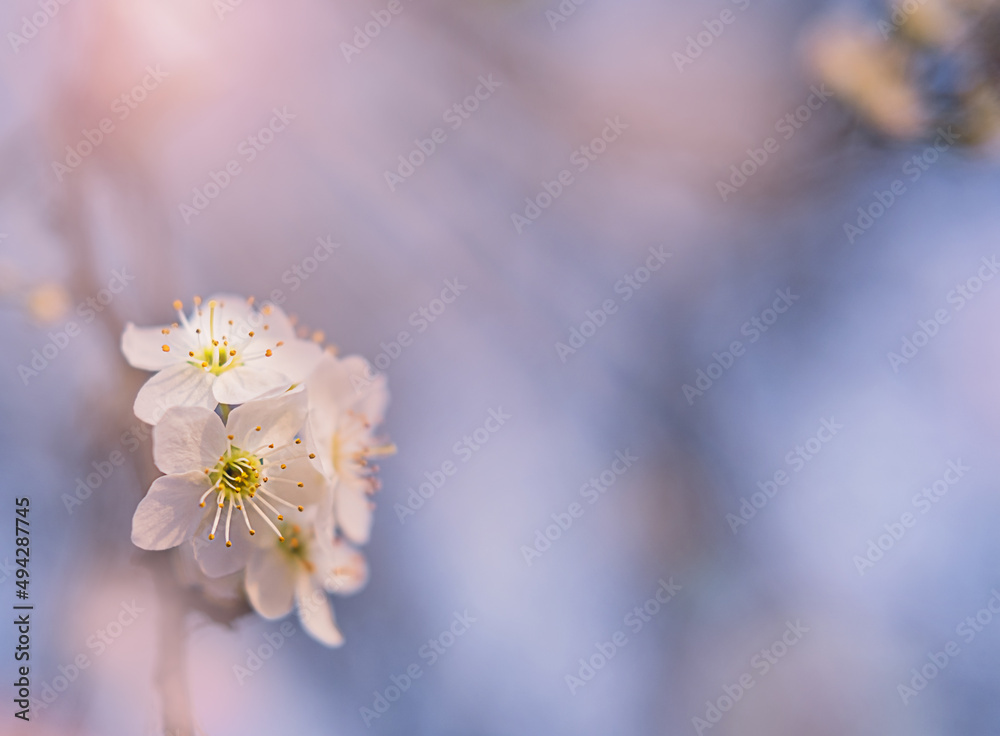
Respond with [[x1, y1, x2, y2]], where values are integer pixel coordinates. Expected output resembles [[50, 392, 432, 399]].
[[122, 294, 393, 646], [806, 0, 1000, 145]]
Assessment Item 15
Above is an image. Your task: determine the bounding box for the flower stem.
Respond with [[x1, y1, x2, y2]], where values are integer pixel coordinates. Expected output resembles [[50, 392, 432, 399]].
[[219, 403, 231, 423]]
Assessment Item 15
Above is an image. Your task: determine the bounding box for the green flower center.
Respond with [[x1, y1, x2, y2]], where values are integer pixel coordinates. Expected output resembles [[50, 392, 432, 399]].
[[278, 522, 314, 571], [210, 449, 261, 497], [197, 433, 310, 548], [190, 344, 241, 376]]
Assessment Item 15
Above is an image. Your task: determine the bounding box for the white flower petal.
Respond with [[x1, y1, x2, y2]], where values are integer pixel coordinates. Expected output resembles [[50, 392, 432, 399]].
[[268, 456, 327, 507], [134, 363, 217, 425], [265, 338, 323, 384], [336, 480, 373, 546], [306, 417, 336, 482], [307, 352, 389, 423], [314, 484, 337, 551], [122, 323, 183, 371], [190, 294, 257, 346], [256, 303, 297, 340], [212, 366, 293, 406], [245, 547, 297, 619], [193, 527, 253, 578], [295, 575, 344, 647], [205, 293, 255, 324], [356, 371, 389, 427], [153, 406, 228, 475], [336, 355, 389, 424], [131, 471, 210, 551], [227, 391, 308, 451], [307, 353, 362, 410], [322, 539, 369, 596]]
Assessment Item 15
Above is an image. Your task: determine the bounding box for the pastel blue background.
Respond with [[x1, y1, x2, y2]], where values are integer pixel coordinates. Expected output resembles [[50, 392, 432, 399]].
[[1, 0, 998, 734]]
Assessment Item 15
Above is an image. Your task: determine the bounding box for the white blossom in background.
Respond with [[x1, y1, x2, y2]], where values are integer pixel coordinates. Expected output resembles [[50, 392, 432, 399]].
[[245, 511, 369, 647], [804, 0, 1000, 145], [122, 294, 323, 424], [306, 352, 395, 546], [805, 20, 926, 139]]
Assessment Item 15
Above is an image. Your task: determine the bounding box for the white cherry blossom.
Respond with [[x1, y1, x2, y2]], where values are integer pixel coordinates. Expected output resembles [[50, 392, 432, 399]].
[[305, 352, 394, 546], [122, 294, 322, 424], [245, 515, 368, 647], [131, 391, 326, 578]]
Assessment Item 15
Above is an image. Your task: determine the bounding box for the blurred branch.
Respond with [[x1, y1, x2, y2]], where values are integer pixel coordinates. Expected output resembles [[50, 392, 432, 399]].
[[145, 549, 252, 736], [152, 562, 194, 736]]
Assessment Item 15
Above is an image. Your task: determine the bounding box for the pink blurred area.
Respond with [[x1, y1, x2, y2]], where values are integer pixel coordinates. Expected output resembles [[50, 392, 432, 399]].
[[3, 0, 1000, 735]]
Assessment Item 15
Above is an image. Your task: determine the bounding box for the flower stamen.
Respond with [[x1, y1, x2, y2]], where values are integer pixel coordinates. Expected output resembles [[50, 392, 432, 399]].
[[239, 500, 255, 536], [224, 496, 234, 547], [203, 443, 307, 546], [248, 498, 285, 541], [250, 493, 284, 521], [209, 490, 225, 540], [257, 486, 304, 513]]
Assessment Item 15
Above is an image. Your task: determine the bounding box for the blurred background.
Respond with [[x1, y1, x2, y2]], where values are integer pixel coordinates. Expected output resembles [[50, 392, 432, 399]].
[[2, 0, 1000, 733]]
